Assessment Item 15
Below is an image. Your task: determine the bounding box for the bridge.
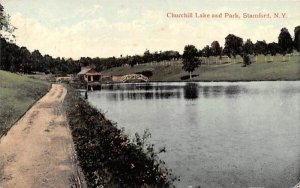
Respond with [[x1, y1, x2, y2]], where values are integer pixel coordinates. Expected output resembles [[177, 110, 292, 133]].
[[120, 74, 149, 82]]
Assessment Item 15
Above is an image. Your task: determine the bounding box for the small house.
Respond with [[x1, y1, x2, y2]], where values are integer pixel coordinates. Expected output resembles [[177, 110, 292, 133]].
[[77, 67, 102, 82]]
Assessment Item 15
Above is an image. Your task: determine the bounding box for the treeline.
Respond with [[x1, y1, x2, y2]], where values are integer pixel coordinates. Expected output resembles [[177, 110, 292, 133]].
[[0, 38, 80, 74], [0, 26, 299, 75], [0, 37, 181, 75], [199, 27, 300, 59]]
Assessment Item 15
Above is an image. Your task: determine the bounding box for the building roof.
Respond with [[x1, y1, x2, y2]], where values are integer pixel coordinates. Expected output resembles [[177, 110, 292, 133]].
[[78, 68, 93, 75]]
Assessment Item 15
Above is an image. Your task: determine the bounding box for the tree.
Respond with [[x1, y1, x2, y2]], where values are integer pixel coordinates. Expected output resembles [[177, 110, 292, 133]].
[[243, 39, 254, 55], [294, 26, 300, 52], [182, 45, 201, 79], [210, 41, 222, 57], [254, 40, 268, 55], [0, 3, 15, 40], [128, 55, 143, 67], [202, 45, 212, 58], [254, 40, 268, 62], [31, 50, 44, 72], [242, 54, 251, 67], [268, 42, 281, 56], [19, 47, 33, 73], [278, 27, 293, 54], [223, 34, 243, 58], [143, 49, 152, 63], [161, 50, 180, 61]]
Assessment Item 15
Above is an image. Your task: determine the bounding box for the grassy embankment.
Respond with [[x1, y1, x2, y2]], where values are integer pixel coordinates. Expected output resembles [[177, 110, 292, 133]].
[[103, 54, 300, 81], [0, 70, 50, 137], [64, 86, 176, 187]]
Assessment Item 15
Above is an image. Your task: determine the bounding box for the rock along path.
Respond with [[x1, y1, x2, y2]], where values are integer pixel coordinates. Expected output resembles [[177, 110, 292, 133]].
[[0, 84, 85, 188]]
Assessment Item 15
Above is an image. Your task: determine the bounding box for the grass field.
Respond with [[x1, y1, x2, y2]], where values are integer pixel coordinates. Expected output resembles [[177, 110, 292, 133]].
[[0, 70, 50, 137], [103, 54, 300, 82]]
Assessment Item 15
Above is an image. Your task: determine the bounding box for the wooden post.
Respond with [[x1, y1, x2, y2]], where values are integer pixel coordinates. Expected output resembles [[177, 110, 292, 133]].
[[85, 90, 88, 99]]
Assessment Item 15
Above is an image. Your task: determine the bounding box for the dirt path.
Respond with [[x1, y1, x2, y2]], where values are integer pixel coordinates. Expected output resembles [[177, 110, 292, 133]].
[[0, 84, 85, 188]]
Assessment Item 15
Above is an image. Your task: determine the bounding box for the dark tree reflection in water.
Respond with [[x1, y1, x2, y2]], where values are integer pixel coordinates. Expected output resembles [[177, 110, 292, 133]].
[[88, 81, 300, 188], [184, 83, 199, 100]]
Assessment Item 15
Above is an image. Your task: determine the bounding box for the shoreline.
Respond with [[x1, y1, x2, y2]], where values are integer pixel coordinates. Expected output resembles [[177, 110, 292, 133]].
[[64, 85, 177, 187], [100, 79, 300, 85]]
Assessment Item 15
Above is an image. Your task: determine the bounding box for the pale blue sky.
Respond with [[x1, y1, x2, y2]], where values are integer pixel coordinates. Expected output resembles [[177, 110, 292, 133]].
[[2, 0, 300, 58]]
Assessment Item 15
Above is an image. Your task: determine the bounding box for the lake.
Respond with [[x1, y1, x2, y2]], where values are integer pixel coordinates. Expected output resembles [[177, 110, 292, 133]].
[[87, 81, 300, 188]]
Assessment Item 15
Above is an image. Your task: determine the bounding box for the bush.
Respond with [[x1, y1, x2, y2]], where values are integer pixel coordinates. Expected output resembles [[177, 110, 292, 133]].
[[64, 88, 176, 187], [136, 70, 153, 78], [243, 54, 252, 67]]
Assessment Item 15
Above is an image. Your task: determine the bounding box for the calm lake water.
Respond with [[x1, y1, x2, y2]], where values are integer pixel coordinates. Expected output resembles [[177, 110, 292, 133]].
[[87, 81, 300, 188]]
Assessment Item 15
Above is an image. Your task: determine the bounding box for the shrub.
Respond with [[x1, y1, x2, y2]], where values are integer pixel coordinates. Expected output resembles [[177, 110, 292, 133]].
[[64, 89, 176, 187], [243, 54, 252, 67]]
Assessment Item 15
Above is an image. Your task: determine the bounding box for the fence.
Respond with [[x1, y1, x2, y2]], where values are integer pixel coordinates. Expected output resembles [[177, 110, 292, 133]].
[[133, 52, 300, 67]]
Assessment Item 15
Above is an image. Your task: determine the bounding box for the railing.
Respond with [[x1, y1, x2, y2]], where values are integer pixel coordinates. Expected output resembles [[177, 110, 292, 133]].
[[120, 74, 149, 82], [131, 52, 300, 67]]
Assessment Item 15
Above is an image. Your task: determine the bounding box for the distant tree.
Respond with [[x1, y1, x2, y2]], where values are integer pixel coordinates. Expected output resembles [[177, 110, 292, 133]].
[[210, 41, 222, 57], [278, 27, 293, 54], [153, 51, 160, 62], [294, 26, 300, 52], [223, 34, 243, 58], [19, 47, 33, 73], [79, 57, 92, 67], [128, 55, 143, 67], [198, 49, 203, 57], [182, 45, 201, 79], [254, 40, 268, 55], [243, 39, 254, 55], [31, 50, 44, 72], [143, 49, 152, 63], [268, 42, 281, 56], [202, 45, 212, 58], [254, 40, 268, 62], [162, 50, 180, 61]]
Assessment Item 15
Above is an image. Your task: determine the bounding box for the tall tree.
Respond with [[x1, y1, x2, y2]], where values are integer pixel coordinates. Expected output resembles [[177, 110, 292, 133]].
[[210, 41, 222, 57], [31, 50, 44, 72], [294, 26, 300, 52], [278, 27, 293, 54], [19, 47, 33, 73], [0, 3, 15, 39], [223, 34, 243, 58], [182, 45, 201, 79]]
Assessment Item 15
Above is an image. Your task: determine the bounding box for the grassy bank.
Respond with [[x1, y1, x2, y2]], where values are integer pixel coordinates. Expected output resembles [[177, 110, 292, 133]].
[[102, 55, 300, 82], [0, 70, 50, 137], [64, 86, 176, 187]]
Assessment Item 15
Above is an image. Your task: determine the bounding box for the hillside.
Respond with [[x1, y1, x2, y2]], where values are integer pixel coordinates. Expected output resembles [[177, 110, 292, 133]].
[[0, 70, 50, 137], [102, 55, 300, 82]]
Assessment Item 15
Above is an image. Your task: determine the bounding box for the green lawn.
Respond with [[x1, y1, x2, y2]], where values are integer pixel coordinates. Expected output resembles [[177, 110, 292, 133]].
[[103, 54, 300, 82], [0, 70, 50, 137]]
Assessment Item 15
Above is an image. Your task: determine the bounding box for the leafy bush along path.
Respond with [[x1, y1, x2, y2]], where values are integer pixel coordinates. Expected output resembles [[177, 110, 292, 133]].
[[0, 84, 85, 188], [65, 87, 177, 187]]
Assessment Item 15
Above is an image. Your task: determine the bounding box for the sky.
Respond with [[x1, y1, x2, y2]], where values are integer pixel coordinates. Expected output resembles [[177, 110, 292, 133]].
[[2, 0, 300, 59]]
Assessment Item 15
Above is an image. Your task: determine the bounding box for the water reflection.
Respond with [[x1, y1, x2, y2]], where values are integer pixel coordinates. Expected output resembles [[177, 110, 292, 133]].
[[184, 83, 199, 100], [88, 81, 300, 187], [100, 83, 247, 101], [106, 91, 182, 101], [225, 85, 243, 97]]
